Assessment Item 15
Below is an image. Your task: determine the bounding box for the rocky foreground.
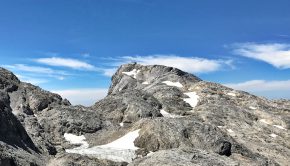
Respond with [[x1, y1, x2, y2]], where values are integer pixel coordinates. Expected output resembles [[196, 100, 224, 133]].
[[0, 63, 289, 166]]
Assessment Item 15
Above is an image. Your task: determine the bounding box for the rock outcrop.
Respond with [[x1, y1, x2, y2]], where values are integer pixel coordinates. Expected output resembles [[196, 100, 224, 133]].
[[0, 64, 289, 166]]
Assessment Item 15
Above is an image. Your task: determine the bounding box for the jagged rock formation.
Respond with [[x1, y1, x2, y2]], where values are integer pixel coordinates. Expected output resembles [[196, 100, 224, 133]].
[[0, 64, 289, 166]]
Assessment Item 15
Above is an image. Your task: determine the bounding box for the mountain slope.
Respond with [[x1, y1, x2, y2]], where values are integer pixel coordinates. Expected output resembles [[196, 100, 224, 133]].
[[0, 64, 289, 166]]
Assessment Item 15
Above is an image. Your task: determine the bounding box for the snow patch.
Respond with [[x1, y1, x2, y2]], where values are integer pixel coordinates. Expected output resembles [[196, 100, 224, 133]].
[[183, 92, 199, 108], [119, 122, 124, 127], [273, 125, 287, 130], [122, 69, 140, 79], [160, 109, 182, 118], [147, 151, 154, 156], [64, 133, 89, 149], [227, 129, 234, 133], [227, 92, 236, 97], [142, 81, 149, 85], [249, 106, 257, 110], [65, 129, 141, 162], [270, 133, 277, 138], [162, 81, 183, 88], [99, 129, 140, 150], [259, 119, 271, 125]]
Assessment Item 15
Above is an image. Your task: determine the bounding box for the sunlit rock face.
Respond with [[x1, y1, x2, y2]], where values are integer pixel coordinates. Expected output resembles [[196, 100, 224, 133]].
[[0, 64, 289, 166]]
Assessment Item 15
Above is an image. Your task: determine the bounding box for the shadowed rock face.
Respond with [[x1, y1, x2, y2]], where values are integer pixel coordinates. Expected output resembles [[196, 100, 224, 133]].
[[0, 91, 43, 165], [0, 92, 37, 151], [0, 64, 290, 166]]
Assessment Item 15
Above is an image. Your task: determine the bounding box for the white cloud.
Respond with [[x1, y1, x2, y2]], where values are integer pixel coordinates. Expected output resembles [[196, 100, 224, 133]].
[[3, 64, 69, 81], [15, 74, 49, 85], [4, 64, 68, 75], [35, 57, 98, 70], [109, 55, 232, 74], [52, 88, 108, 106], [103, 68, 117, 77], [224, 80, 290, 99], [224, 80, 290, 92], [232, 43, 290, 69]]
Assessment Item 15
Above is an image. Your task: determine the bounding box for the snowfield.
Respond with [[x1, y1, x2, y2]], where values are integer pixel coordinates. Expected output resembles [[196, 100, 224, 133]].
[[64, 129, 141, 162], [227, 92, 236, 97], [273, 125, 287, 130], [259, 119, 271, 125], [270, 133, 278, 138], [162, 81, 183, 88], [122, 69, 140, 78], [160, 109, 182, 118], [183, 92, 199, 108], [142, 81, 149, 85], [98, 129, 140, 150], [64, 133, 89, 149], [249, 106, 257, 110]]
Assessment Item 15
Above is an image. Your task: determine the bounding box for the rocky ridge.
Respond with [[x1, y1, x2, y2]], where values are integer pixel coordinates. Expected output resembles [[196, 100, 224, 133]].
[[0, 64, 289, 166]]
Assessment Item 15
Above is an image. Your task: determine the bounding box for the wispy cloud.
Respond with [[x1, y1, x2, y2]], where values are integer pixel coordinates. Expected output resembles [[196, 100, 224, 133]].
[[3, 64, 69, 80], [224, 80, 290, 92], [103, 68, 118, 77], [232, 43, 290, 69], [4, 64, 68, 75], [52, 88, 108, 106], [35, 57, 98, 70], [15, 74, 49, 85], [224, 79, 290, 99], [102, 55, 233, 76]]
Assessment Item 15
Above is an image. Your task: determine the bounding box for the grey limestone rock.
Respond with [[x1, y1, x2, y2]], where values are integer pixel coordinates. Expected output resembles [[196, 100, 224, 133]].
[[0, 64, 289, 166]]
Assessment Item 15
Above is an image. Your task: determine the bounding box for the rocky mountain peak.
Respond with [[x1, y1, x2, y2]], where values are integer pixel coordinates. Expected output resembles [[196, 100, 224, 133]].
[[0, 67, 20, 92], [109, 63, 201, 95]]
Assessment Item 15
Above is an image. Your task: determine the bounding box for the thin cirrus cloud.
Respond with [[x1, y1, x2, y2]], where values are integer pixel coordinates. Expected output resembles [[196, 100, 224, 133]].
[[224, 79, 290, 99], [103, 55, 233, 76], [224, 79, 290, 92], [3, 64, 68, 75], [34, 57, 98, 71], [52, 88, 108, 106], [103, 68, 118, 77], [3, 64, 69, 81], [232, 43, 290, 69], [15, 74, 49, 85]]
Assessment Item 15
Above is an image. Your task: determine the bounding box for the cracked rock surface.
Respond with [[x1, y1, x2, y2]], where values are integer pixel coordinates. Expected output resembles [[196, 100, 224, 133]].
[[0, 64, 289, 166]]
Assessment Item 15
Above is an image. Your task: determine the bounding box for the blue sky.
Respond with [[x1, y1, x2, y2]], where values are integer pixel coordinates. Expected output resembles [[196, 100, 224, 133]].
[[1, 0, 290, 105]]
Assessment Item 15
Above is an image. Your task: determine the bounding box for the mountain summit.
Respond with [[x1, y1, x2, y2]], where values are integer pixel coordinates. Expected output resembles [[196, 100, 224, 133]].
[[0, 64, 289, 166]]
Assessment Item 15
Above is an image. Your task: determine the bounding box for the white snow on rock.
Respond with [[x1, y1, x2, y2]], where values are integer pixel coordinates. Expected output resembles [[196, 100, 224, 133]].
[[227, 92, 236, 97], [249, 106, 257, 110], [146, 151, 154, 156], [64, 133, 89, 149], [270, 133, 278, 138], [160, 109, 182, 118], [142, 81, 149, 85], [183, 92, 199, 108], [162, 81, 183, 88], [227, 129, 234, 133], [259, 119, 271, 125], [65, 129, 141, 162], [122, 69, 140, 79], [273, 125, 287, 130], [99, 129, 140, 150], [120, 122, 124, 127]]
